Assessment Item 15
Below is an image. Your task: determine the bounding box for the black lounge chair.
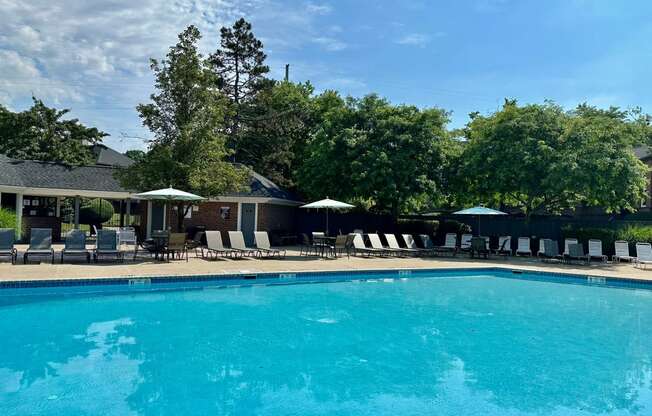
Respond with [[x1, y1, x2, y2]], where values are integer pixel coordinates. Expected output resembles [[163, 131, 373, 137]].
[[24, 228, 54, 264], [564, 243, 588, 265], [540, 239, 562, 263], [61, 229, 91, 263], [94, 229, 124, 262], [0, 228, 17, 264], [470, 237, 490, 259]]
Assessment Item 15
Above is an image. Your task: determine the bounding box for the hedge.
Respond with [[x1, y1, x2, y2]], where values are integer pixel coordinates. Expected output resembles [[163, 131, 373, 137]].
[[0, 208, 16, 229]]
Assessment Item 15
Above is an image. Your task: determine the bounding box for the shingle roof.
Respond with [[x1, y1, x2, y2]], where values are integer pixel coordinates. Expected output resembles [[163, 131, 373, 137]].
[[90, 144, 135, 167], [0, 154, 131, 192], [222, 170, 301, 201]]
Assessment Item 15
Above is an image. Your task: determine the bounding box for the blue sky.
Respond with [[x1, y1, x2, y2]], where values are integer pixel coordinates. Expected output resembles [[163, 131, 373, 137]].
[[1, 0, 651, 152]]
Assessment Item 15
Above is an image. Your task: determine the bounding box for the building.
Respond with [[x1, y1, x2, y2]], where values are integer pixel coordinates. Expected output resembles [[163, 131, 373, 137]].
[[0, 145, 302, 243]]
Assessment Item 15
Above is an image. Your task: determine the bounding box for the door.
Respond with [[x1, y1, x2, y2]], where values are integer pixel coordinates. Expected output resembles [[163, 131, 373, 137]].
[[240, 203, 256, 246], [150, 202, 166, 233]]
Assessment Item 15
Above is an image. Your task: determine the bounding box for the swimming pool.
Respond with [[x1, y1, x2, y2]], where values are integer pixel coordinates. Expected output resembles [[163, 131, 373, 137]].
[[1, 269, 651, 415]]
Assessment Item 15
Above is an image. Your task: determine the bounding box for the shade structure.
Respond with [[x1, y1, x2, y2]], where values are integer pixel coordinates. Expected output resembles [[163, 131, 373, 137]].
[[300, 198, 355, 235], [133, 187, 205, 201], [453, 206, 507, 236]]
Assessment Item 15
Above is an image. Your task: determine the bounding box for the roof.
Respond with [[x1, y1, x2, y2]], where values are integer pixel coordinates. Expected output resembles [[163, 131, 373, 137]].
[[221, 170, 301, 202], [90, 144, 135, 167], [0, 154, 131, 193], [634, 145, 651, 161]]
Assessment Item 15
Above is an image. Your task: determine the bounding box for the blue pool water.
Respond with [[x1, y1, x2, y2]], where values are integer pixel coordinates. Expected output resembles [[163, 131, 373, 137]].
[[1, 270, 651, 415]]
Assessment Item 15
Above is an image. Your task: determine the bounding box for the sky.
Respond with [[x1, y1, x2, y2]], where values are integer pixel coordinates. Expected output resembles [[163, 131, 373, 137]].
[[1, 0, 651, 152]]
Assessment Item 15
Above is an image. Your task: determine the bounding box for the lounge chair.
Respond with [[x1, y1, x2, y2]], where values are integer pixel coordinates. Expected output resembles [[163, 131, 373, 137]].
[[351, 233, 384, 257], [0, 228, 17, 264], [401, 234, 435, 256], [228, 231, 262, 258], [367, 234, 398, 256], [563, 238, 579, 257], [587, 239, 607, 263], [612, 241, 635, 263], [563, 243, 587, 265], [540, 239, 562, 263], [202, 231, 241, 259], [164, 233, 188, 262], [470, 237, 490, 259], [434, 233, 457, 255], [61, 229, 91, 263], [24, 228, 55, 264], [459, 234, 473, 252], [385, 234, 419, 256], [515, 237, 532, 256], [494, 236, 511, 256], [537, 238, 547, 257], [254, 231, 286, 258], [634, 243, 652, 269], [94, 229, 124, 262]]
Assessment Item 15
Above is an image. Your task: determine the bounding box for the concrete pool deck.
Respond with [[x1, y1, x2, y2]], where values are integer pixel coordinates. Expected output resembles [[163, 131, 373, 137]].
[[1, 244, 651, 283]]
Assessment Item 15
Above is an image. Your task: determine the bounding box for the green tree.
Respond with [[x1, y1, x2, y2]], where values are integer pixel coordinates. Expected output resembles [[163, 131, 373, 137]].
[[0, 98, 106, 166], [209, 18, 270, 148], [299, 93, 453, 217], [460, 100, 648, 216], [235, 81, 315, 188], [117, 25, 247, 231], [124, 149, 145, 162]]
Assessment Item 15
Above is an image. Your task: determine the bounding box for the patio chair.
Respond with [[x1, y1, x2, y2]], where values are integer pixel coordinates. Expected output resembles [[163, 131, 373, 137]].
[[612, 241, 635, 263], [254, 231, 286, 258], [401, 234, 435, 256], [351, 233, 383, 257], [24, 228, 55, 264], [367, 234, 397, 256], [0, 228, 17, 264], [228, 231, 262, 258], [435, 233, 457, 255], [61, 229, 91, 263], [494, 236, 511, 256], [94, 229, 124, 263], [186, 231, 205, 258], [331, 234, 353, 258], [459, 234, 473, 252], [634, 243, 652, 269], [202, 231, 241, 259], [164, 233, 188, 262], [537, 238, 547, 257], [385, 234, 419, 256], [563, 238, 579, 257], [563, 243, 587, 265], [470, 237, 490, 259], [118, 227, 137, 250], [540, 239, 562, 263], [587, 239, 607, 263], [515, 237, 532, 256]]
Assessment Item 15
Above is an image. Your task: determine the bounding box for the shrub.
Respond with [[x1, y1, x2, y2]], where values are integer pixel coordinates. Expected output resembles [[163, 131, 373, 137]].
[[0, 208, 16, 229], [396, 219, 439, 235], [79, 199, 114, 230], [561, 225, 618, 255], [616, 225, 652, 246]]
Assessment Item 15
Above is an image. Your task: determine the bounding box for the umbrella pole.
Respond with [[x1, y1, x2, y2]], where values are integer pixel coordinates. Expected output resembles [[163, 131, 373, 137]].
[[326, 208, 329, 236], [478, 216, 481, 236]]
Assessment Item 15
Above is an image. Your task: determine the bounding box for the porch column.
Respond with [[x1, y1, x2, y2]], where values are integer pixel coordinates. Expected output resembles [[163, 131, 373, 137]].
[[55, 197, 61, 217], [125, 199, 131, 226], [119, 200, 125, 227], [146, 201, 152, 239], [74, 196, 80, 229], [15, 193, 23, 240]]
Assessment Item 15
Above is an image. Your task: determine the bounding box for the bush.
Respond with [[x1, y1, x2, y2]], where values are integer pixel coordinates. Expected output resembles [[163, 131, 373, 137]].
[[0, 208, 16, 229], [396, 219, 439, 235], [616, 225, 652, 245], [79, 199, 114, 229], [561, 225, 618, 254], [433, 220, 472, 244]]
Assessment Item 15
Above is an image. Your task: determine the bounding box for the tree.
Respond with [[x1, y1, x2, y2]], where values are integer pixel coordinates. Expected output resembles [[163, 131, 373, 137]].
[[117, 25, 247, 231], [299, 93, 454, 217], [0, 98, 106, 166], [459, 100, 648, 216], [209, 18, 270, 149], [124, 149, 145, 162], [235, 81, 315, 188]]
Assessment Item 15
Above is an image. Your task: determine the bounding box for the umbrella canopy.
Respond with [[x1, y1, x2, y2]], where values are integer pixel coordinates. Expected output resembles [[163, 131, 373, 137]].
[[300, 198, 355, 209], [300, 198, 354, 235], [453, 206, 507, 216], [133, 187, 205, 201], [453, 206, 507, 236]]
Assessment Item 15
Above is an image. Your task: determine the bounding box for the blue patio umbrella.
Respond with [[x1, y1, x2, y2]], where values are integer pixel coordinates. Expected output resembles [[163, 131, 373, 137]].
[[453, 206, 507, 236]]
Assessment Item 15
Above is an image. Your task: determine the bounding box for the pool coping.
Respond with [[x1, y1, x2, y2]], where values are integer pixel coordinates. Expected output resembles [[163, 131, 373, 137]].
[[1, 264, 651, 293]]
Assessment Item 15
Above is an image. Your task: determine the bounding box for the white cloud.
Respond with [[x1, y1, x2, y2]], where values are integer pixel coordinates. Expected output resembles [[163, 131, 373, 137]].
[[396, 33, 430, 47], [312, 36, 347, 52], [305, 2, 332, 15]]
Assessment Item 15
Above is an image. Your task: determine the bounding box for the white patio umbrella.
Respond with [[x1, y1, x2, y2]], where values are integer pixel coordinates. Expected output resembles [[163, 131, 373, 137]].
[[300, 197, 354, 235], [452, 206, 507, 236], [133, 187, 205, 231]]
